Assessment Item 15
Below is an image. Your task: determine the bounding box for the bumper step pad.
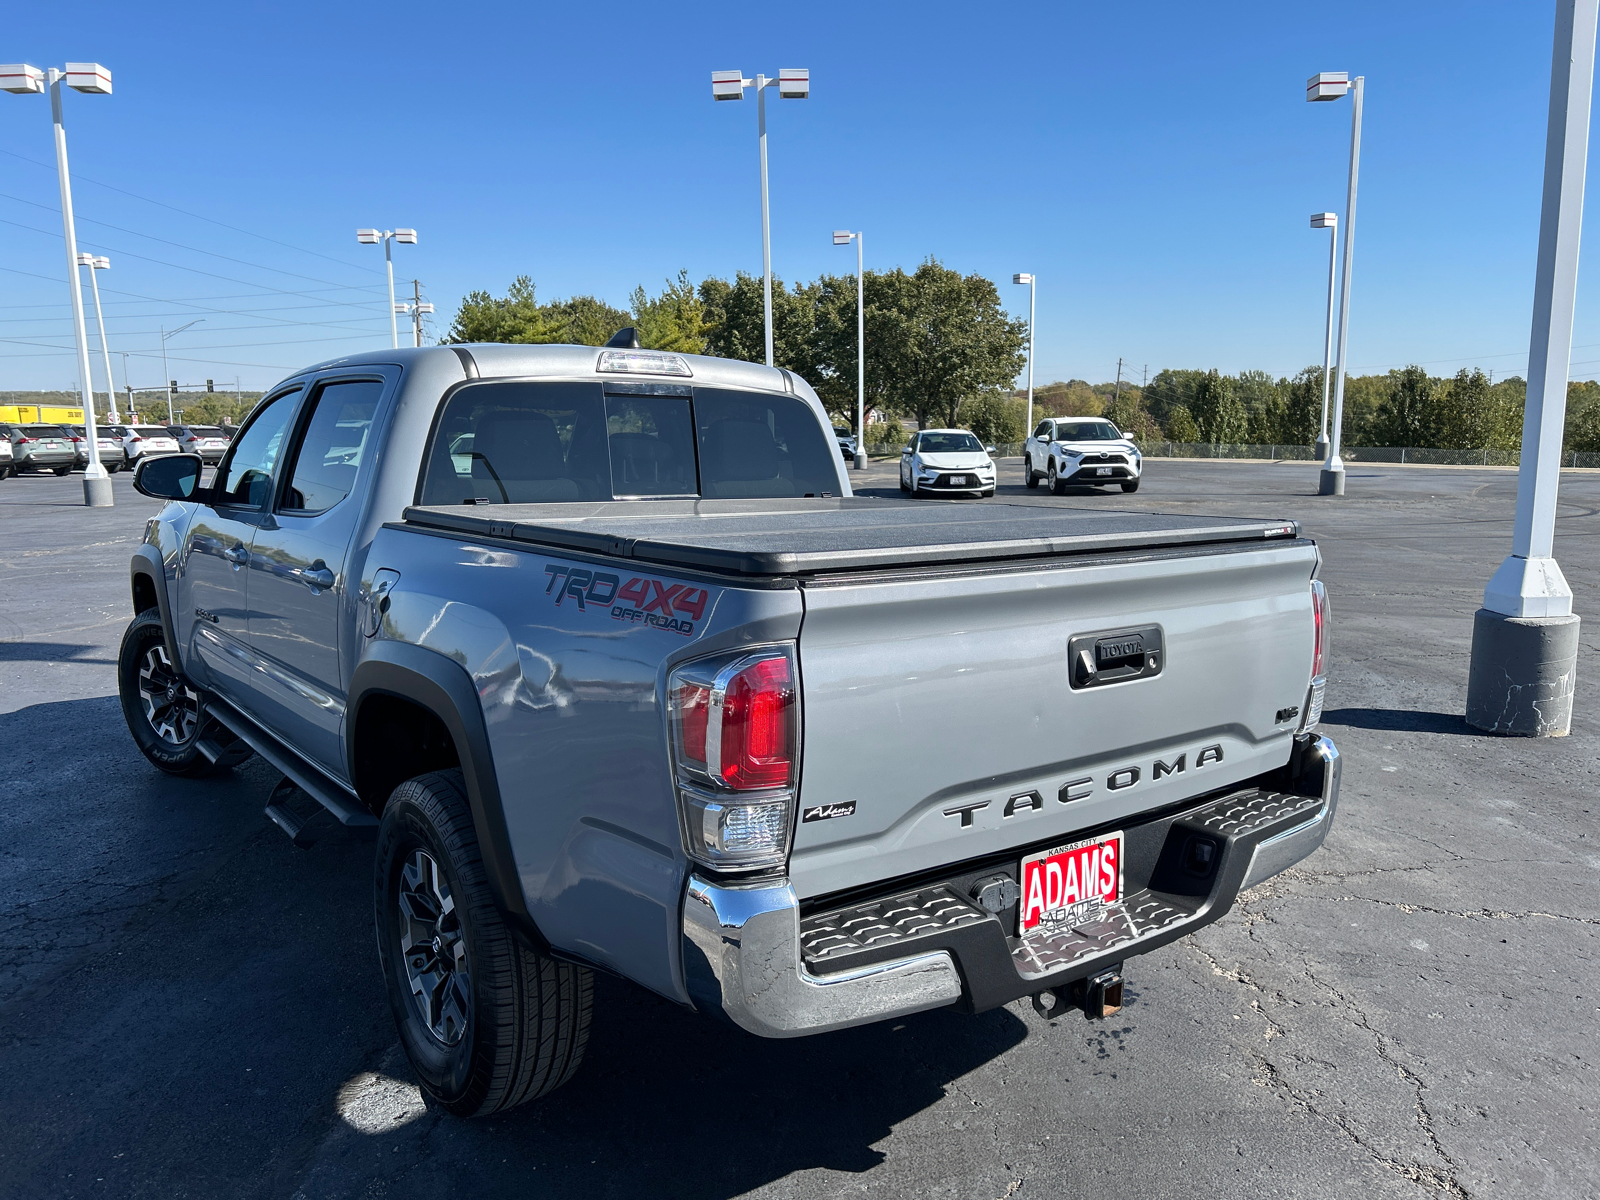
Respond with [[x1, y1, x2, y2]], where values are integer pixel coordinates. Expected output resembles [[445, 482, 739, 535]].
[[797, 785, 1328, 1007]]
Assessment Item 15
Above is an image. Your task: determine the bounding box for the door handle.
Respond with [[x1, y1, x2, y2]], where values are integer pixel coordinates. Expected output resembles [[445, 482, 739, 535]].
[[298, 564, 336, 592], [223, 543, 249, 565]]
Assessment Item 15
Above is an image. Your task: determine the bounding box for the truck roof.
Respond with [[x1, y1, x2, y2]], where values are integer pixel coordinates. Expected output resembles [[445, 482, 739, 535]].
[[402, 499, 1301, 577], [292, 343, 800, 394]]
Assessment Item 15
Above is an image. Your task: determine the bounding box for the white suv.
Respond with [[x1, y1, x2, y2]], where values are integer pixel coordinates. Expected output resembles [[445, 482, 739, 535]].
[[1022, 417, 1142, 494], [107, 424, 181, 468]]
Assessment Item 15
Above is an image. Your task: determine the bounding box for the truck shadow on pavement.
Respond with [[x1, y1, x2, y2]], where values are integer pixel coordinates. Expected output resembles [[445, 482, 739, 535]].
[[0, 640, 117, 664], [302, 976, 1033, 1200], [0, 703, 1030, 1200], [1320, 706, 1478, 736]]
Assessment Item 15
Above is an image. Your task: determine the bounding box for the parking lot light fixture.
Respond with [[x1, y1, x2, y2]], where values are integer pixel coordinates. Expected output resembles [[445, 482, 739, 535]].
[[711, 68, 809, 367], [77, 253, 120, 422], [1, 62, 114, 504], [1013, 274, 1036, 435], [1309, 213, 1338, 458], [1307, 71, 1363, 496], [1466, 0, 1594, 737], [357, 228, 418, 347], [833, 231, 866, 470]]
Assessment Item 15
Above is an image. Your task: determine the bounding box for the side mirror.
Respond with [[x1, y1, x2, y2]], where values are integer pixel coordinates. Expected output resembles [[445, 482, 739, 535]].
[[134, 453, 204, 501], [985, 445, 997, 455], [1125, 431, 1137, 441], [1035, 434, 1048, 443]]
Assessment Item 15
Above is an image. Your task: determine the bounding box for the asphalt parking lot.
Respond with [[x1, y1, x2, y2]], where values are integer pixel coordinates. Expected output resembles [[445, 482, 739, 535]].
[[1, 458, 1596, 1199]]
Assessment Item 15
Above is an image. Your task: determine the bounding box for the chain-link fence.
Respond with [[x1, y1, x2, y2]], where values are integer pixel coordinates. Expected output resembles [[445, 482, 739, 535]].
[[863, 438, 1600, 469]]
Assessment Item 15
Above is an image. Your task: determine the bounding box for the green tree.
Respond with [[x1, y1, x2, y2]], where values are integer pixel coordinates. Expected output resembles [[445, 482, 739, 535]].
[[1102, 392, 1162, 440], [698, 271, 816, 371], [631, 270, 707, 353], [444, 276, 629, 346], [1164, 405, 1200, 442], [1437, 367, 1520, 451], [1190, 369, 1248, 444], [1566, 379, 1600, 453], [879, 259, 1027, 429], [959, 390, 1027, 443], [1372, 365, 1442, 446], [1143, 369, 1206, 424], [1283, 367, 1325, 446]]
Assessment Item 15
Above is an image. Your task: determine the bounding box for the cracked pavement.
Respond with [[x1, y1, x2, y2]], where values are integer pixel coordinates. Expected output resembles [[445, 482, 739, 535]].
[[0, 461, 1596, 1199]]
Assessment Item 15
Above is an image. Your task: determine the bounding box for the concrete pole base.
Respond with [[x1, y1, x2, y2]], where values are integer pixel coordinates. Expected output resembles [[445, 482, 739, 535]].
[[83, 474, 114, 507], [1314, 435, 1329, 459], [1464, 608, 1579, 736], [853, 453, 866, 471], [1318, 467, 1346, 496]]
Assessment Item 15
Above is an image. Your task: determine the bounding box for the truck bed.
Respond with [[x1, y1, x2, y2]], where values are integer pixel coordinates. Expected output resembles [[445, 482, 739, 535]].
[[401, 498, 1299, 576]]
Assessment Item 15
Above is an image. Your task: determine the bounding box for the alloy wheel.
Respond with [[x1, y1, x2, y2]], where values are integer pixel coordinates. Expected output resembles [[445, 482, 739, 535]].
[[137, 642, 200, 745], [398, 849, 472, 1047]]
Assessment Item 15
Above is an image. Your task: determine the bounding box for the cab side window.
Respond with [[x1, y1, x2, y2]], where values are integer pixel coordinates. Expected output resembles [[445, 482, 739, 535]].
[[1034, 421, 1051, 439], [280, 379, 383, 514], [212, 390, 299, 508]]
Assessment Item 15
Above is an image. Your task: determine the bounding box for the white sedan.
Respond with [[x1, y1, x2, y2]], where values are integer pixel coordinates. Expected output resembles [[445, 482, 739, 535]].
[[899, 429, 997, 497]]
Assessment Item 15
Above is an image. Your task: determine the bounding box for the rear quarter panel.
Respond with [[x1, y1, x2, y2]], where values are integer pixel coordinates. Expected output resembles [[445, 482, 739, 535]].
[[366, 525, 802, 1004]]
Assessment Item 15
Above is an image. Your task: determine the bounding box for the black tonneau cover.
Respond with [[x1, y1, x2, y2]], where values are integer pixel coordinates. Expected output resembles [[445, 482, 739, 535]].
[[401, 498, 1300, 577]]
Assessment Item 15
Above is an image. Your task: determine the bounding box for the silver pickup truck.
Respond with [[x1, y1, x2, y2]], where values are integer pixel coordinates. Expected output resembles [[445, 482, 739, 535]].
[[122, 342, 1338, 1118]]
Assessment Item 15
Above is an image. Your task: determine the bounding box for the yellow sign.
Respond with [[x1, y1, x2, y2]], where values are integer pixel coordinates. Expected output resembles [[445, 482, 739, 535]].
[[0, 405, 87, 424]]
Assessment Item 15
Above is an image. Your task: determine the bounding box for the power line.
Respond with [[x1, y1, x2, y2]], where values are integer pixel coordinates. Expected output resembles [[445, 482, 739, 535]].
[[0, 189, 386, 293], [0, 145, 384, 276]]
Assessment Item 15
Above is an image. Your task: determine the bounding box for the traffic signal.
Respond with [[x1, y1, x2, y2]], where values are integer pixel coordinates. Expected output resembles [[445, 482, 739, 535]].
[[169, 380, 177, 396], [206, 379, 214, 393]]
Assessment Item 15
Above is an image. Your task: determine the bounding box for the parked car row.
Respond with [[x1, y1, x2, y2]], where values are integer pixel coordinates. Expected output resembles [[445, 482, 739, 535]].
[[0, 421, 231, 478], [881, 415, 1146, 501]]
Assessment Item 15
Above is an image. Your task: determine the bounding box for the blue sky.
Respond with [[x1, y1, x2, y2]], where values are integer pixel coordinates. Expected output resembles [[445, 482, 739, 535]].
[[1, 0, 1594, 394]]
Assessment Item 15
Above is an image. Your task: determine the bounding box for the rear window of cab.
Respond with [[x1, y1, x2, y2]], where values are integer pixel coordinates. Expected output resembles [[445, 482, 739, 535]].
[[417, 380, 840, 505]]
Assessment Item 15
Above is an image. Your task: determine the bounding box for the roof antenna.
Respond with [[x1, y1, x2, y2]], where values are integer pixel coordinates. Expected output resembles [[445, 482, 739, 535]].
[[604, 327, 641, 349]]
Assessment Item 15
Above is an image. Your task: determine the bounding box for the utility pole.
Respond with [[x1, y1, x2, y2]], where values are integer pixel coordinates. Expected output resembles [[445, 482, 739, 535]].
[[1113, 358, 1124, 405], [408, 279, 433, 348], [1142, 364, 1149, 389]]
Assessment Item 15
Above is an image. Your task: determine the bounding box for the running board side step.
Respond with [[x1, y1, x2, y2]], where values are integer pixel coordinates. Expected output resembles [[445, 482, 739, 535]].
[[203, 697, 378, 829]]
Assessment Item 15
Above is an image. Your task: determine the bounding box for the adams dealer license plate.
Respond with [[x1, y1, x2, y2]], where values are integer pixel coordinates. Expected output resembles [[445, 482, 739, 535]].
[[1019, 830, 1123, 935]]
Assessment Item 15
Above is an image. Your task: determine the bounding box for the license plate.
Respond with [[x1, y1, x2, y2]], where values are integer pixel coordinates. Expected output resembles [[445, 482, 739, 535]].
[[1019, 830, 1123, 935], [1096, 466, 1112, 476], [951, 475, 969, 485]]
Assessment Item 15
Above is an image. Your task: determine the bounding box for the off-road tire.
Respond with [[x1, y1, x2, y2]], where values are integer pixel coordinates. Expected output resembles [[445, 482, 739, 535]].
[[376, 769, 592, 1117], [1121, 479, 1140, 493], [118, 610, 238, 776]]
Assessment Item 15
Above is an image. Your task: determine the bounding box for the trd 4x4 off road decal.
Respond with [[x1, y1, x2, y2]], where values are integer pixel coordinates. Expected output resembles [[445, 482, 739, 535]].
[[543, 564, 709, 636]]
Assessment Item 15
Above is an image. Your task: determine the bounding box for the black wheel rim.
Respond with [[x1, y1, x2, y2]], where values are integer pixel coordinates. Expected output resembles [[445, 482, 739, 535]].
[[137, 642, 200, 745], [397, 849, 471, 1047]]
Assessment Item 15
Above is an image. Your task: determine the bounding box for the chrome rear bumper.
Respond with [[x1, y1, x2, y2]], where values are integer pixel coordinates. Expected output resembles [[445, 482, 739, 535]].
[[683, 734, 1339, 1037]]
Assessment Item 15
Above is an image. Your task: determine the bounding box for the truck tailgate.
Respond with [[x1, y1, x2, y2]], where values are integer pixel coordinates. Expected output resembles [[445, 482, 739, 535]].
[[790, 540, 1321, 900]]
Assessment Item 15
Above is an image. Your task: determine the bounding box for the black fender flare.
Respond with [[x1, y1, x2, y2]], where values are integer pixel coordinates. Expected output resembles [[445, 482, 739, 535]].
[[347, 640, 544, 949], [130, 544, 182, 672]]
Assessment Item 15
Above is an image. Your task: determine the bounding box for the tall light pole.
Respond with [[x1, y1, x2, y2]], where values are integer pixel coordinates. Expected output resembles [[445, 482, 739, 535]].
[[1013, 273, 1036, 435], [2, 62, 113, 506], [357, 228, 418, 348], [833, 230, 866, 470], [1466, 0, 1594, 737], [1309, 213, 1337, 458], [712, 68, 810, 367], [77, 253, 118, 422], [160, 319, 203, 423], [1307, 71, 1364, 496]]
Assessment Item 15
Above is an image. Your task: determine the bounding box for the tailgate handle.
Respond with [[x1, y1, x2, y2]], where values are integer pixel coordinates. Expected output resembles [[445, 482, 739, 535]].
[[1068, 625, 1163, 690]]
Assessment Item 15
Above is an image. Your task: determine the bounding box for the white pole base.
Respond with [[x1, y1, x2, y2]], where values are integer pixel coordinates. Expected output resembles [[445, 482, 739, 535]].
[[1482, 554, 1572, 618], [83, 470, 114, 507], [1465, 608, 1578, 735]]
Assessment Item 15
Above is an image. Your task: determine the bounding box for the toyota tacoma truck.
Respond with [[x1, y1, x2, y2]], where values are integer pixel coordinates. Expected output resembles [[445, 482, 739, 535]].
[[121, 340, 1338, 1117]]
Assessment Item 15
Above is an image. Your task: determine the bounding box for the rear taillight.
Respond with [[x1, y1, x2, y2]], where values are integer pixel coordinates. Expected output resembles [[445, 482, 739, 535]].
[[668, 645, 799, 871], [17, 437, 34, 444], [1301, 580, 1329, 733]]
